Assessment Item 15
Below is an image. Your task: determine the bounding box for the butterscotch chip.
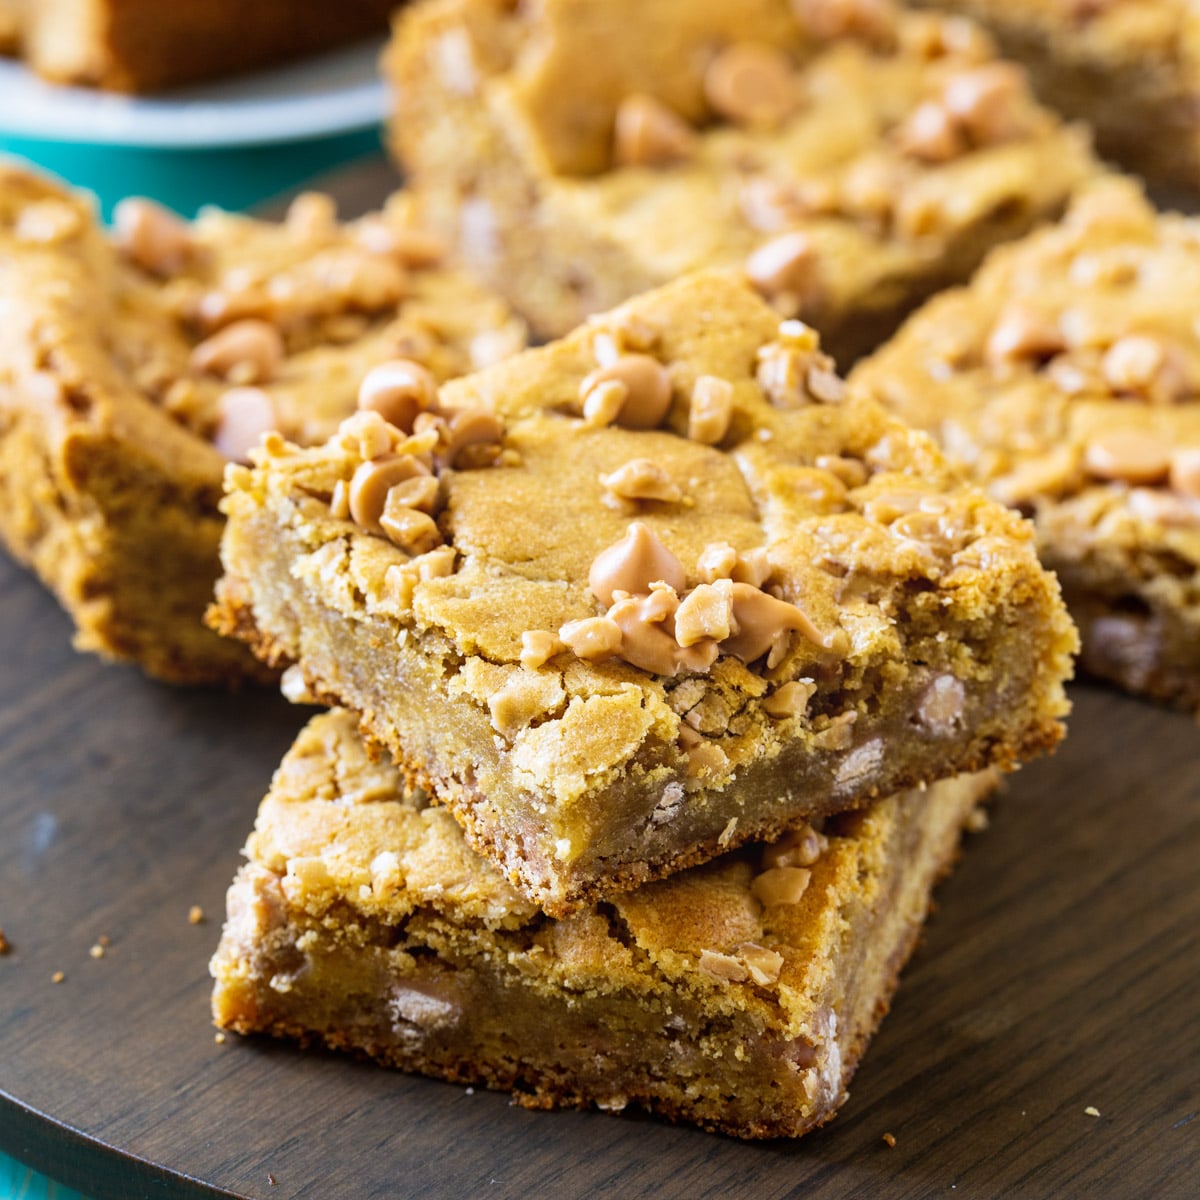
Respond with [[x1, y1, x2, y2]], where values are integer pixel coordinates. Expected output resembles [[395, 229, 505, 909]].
[[1084, 430, 1171, 486], [698, 948, 750, 982], [600, 459, 682, 504], [379, 502, 442, 555], [943, 62, 1029, 144], [1102, 336, 1192, 404], [985, 308, 1065, 365], [688, 376, 734, 445], [614, 94, 696, 167], [895, 100, 965, 163], [1170, 447, 1200, 498], [213, 388, 277, 463], [357, 359, 440, 433], [580, 355, 672, 430], [588, 522, 687, 606], [752, 866, 812, 907], [558, 616, 623, 661], [190, 319, 285, 385], [349, 455, 430, 533], [746, 233, 819, 309], [704, 43, 797, 128], [112, 197, 192, 276]]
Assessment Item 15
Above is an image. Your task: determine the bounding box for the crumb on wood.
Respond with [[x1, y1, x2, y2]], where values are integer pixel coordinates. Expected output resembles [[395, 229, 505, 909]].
[[99, 934, 110, 947], [51, 970, 65, 984], [267, 1174, 277, 1187], [0, 929, 10, 955], [188, 905, 205, 926], [89, 944, 105, 959], [215, 1032, 227, 1045], [882, 1131, 897, 1148], [1084, 1106, 1101, 1118]]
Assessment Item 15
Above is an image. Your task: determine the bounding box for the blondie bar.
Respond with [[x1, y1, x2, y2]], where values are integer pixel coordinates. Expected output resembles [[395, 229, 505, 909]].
[[385, 0, 1096, 363], [0, 166, 523, 684], [4, 0, 397, 92], [211, 271, 1075, 912], [211, 708, 999, 1139], [853, 179, 1200, 711], [911, 0, 1200, 192]]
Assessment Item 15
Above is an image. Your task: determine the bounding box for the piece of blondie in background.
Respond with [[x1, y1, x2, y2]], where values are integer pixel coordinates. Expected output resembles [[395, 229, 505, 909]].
[[385, 0, 1097, 362], [211, 271, 1076, 912], [0, 167, 524, 684], [1, 0, 398, 92], [911, 0, 1200, 193], [212, 708, 999, 1139], [853, 179, 1200, 712]]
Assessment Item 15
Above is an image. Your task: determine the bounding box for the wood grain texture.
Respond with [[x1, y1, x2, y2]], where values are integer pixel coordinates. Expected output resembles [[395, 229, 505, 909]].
[[1, 161, 1198, 1200]]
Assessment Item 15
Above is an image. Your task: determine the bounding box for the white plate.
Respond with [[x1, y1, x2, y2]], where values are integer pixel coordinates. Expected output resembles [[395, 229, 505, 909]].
[[0, 40, 388, 147]]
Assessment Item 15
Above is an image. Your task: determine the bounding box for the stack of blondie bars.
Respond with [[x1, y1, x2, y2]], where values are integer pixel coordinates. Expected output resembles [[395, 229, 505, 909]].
[[13, 0, 1200, 1143]]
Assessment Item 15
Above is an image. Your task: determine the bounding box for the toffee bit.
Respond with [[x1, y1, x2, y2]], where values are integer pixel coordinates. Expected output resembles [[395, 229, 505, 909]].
[[188, 905, 206, 926], [882, 1131, 897, 1148]]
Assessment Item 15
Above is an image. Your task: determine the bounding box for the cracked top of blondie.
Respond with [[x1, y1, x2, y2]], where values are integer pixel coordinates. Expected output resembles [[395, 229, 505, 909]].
[[0, 165, 524, 473], [222, 271, 1074, 807], [852, 179, 1200, 548]]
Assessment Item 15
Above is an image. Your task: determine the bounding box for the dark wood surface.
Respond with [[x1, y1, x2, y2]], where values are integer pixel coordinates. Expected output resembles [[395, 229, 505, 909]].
[[2, 162, 1199, 1200]]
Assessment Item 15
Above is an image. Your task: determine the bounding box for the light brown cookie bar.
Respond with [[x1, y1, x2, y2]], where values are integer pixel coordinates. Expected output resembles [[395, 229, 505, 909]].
[[5, 0, 397, 93], [0, 166, 524, 684], [853, 179, 1200, 712], [211, 708, 999, 1139], [910, 0, 1200, 193], [384, 0, 1097, 363], [210, 271, 1075, 912]]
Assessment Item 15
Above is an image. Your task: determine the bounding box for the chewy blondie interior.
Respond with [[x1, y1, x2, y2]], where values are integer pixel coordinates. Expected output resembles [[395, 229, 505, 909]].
[[211, 708, 999, 1139], [211, 270, 1075, 912], [386, 0, 1097, 363], [853, 179, 1200, 712], [0, 166, 523, 683]]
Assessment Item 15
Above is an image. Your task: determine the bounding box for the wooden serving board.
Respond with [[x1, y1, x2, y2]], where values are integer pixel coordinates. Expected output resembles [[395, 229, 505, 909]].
[[2, 162, 1199, 1200]]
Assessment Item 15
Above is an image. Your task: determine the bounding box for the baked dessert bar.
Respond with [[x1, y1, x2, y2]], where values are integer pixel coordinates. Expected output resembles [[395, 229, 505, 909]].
[[911, 0, 1200, 193], [385, 0, 1097, 363], [211, 708, 999, 1139], [0, 166, 524, 684], [211, 271, 1076, 912], [3, 0, 397, 93], [852, 179, 1200, 712]]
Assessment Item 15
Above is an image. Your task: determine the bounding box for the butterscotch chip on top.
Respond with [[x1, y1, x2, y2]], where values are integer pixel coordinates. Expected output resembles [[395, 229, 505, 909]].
[[909, 0, 1200, 192], [853, 179, 1200, 713], [0, 166, 524, 684], [385, 0, 1097, 363], [211, 271, 1076, 914], [211, 708, 1000, 1139]]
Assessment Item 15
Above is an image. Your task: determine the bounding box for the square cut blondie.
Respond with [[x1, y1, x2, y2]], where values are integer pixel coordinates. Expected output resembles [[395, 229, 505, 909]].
[[910, 0, 1200, 193], [385, 0, 1097, 363], [211, 271, 1075, 913], [211, 708, 999, 1139], [2, 0, 397, 92], [853, 179, 1200, 712], [0, 165, 524, 684]]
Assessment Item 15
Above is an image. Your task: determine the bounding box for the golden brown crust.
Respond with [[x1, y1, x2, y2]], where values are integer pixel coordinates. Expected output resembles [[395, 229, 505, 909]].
[[0, 165, 523, 684], [211, 709, 999, 1139]]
